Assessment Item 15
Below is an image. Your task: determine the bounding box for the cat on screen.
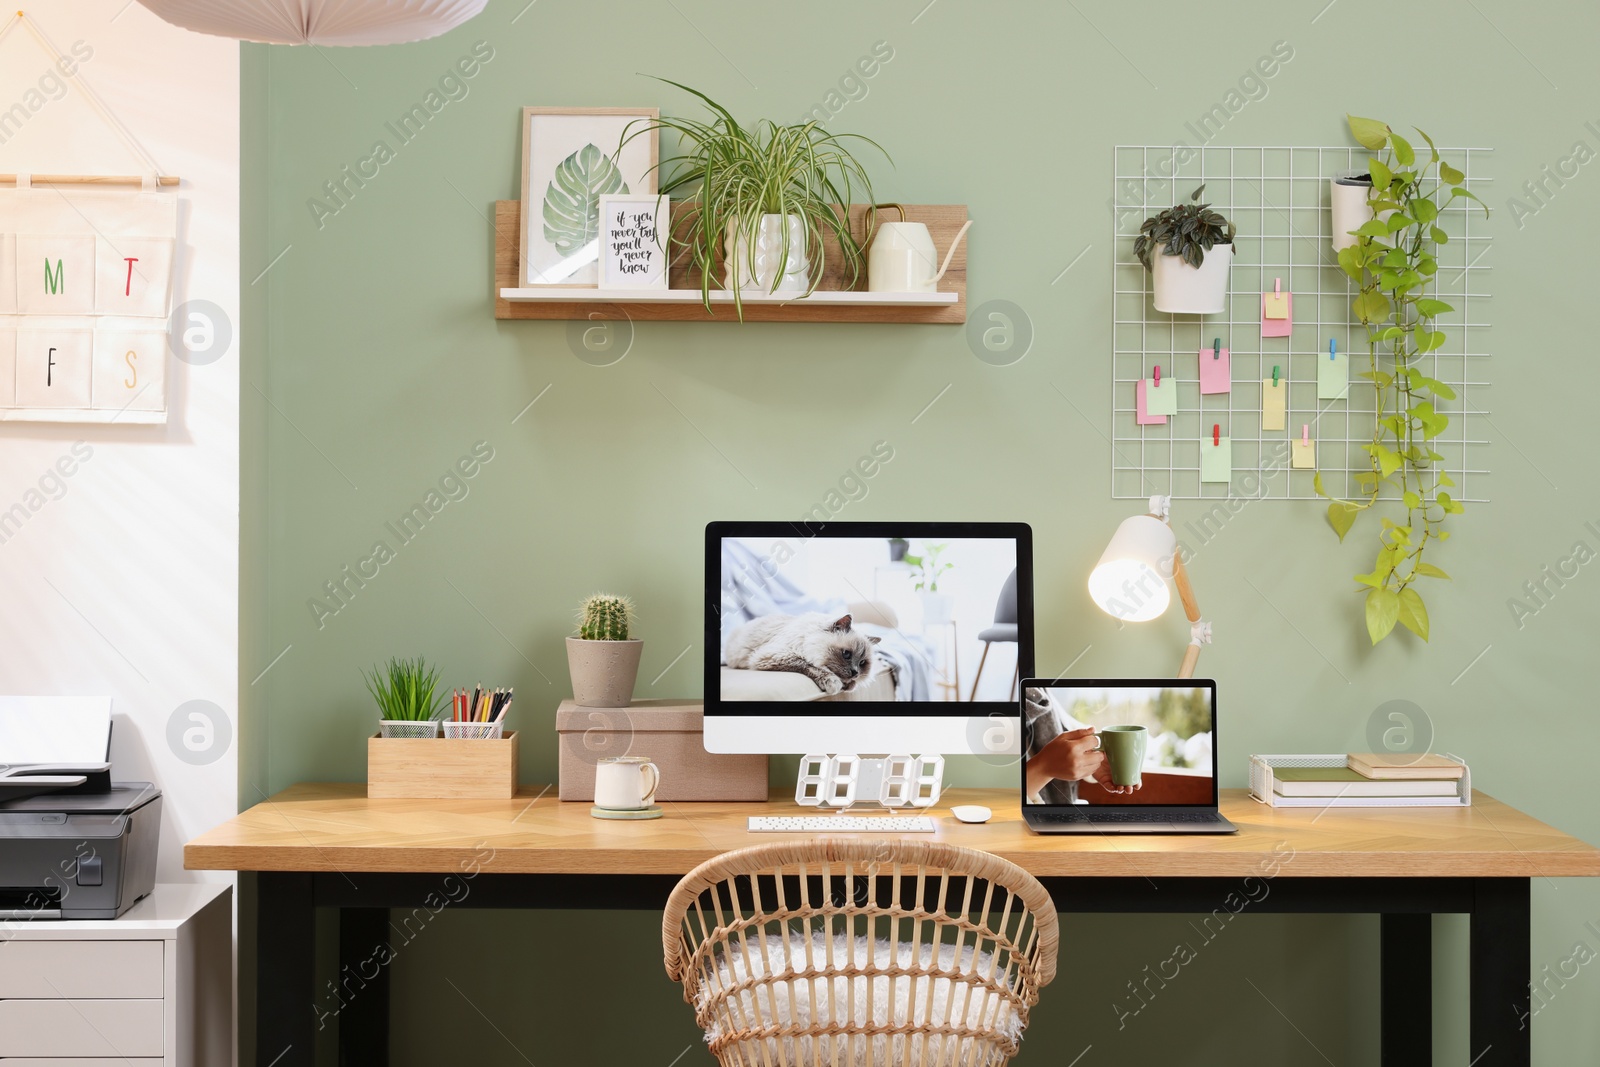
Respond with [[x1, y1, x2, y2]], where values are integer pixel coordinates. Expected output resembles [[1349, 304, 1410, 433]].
[[725, 613, 881, 696]]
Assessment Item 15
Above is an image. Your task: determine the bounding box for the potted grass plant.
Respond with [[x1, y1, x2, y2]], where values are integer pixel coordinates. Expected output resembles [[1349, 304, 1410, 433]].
[[566, 593, 643, 708], [621, 79, 886, 319], [365, 656, 444, 738], [1134, 185, 1237, 314]]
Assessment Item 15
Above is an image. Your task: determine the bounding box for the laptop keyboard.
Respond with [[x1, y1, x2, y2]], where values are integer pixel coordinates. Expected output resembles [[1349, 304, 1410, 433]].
[[1038, 810, 1224, 824]]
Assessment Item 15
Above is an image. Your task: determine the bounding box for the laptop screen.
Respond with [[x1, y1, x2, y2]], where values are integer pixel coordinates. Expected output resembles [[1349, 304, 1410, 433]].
[[1021, 680, 1218, 807]]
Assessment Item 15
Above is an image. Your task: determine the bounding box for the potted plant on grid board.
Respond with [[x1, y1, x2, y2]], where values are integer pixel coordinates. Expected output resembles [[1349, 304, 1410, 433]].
[[566, 594, 643, 708], [1134, 185, 1237, 314], [1316, 114, 1487, 645], [619, 79, 885, 319]]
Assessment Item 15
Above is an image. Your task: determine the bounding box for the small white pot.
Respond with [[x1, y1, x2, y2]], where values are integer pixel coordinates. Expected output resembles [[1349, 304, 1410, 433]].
[[1150, 242, 1233, 315], [724, 213, 809, 293], [566, 637, 643, 708], [1331, 172, 1395, 253], [919, 592, 954, 627]]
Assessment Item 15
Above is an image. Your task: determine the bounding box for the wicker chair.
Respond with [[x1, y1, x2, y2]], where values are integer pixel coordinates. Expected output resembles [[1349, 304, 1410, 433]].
[[663, 840, 1059, 1067]]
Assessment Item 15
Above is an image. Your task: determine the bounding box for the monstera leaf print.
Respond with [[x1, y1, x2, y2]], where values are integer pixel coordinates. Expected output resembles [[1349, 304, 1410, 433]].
[[542, 143, 628, 256]]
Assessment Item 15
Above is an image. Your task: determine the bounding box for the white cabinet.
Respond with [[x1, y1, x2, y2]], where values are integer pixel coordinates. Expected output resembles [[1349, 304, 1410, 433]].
[[0, 883, 231, 1066]]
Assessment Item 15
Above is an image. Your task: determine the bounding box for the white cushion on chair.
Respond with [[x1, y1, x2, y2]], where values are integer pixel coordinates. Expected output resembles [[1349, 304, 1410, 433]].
[[695, 929, 1023, 1066]]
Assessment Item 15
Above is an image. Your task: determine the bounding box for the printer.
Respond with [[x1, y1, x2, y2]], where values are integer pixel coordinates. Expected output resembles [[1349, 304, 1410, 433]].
[[0, 697, 162, 919]]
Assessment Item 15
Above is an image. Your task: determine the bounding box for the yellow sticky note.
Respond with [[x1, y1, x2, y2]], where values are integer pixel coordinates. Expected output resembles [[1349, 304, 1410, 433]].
[[1263, 379, 1286, 431], [1201, 437, 1232, 482], [1292, 436, 1316, 469], [1264, 291, 1289, 319]]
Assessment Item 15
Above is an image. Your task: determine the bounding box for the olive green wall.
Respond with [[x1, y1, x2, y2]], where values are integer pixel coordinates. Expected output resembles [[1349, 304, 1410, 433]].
[[242, 0, 1600, 1062]]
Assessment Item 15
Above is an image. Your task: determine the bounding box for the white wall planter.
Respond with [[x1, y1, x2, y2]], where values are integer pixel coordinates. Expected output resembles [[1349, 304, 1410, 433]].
[[1150, 243, 1233, 315], [724, 213, 809, 293], [1332, 172, 1375, 253]]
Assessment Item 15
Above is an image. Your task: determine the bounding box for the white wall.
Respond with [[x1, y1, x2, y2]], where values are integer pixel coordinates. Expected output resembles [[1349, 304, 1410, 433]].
[[0, 2, 238, 886]]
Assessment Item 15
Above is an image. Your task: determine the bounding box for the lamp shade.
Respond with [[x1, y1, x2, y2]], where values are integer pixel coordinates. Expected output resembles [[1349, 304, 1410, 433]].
[[1087, 514, 1177, 623], [135, 0, 487, 46]]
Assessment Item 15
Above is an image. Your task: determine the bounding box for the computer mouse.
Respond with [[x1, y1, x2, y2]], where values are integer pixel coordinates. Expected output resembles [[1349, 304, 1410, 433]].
[[951, 805, 992, 824]]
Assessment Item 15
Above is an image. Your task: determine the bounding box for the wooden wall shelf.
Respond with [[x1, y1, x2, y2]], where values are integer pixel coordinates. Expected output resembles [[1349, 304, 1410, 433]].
[[492, 201, 967, 324]]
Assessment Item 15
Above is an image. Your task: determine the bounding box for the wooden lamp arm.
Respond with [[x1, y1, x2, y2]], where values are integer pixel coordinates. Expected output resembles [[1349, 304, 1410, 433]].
[[1168, 534, 1208, 680]]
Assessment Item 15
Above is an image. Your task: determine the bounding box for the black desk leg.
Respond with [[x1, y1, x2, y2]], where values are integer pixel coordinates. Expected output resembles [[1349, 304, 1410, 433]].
[[1471, 878, 1532, 1067], [257, 872, 317, 1067], [1380, 913, 1432, 1064], [338, 908, 391, 1065]]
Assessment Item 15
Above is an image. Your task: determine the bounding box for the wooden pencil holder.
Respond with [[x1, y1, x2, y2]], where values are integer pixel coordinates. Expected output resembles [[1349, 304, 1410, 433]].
[[367, 730, 519, 799]]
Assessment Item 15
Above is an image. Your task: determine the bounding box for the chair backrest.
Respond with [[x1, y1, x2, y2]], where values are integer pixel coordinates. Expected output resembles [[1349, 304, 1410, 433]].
[[991, 568, 1018, 626], [663, 840, 1058, 1067]]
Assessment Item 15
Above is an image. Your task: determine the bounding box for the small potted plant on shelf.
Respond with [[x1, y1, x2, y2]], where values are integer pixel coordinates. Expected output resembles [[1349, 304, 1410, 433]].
[[904, 543, 955, 627], [365, 656, 444, 738], [1133, 185, 1237, 314], [566, 593, 643, 708], [621, 80, 886, 319]]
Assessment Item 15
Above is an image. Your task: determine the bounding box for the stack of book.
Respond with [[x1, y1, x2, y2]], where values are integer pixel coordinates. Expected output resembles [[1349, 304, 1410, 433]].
[[1250, 753, 1469, 807]]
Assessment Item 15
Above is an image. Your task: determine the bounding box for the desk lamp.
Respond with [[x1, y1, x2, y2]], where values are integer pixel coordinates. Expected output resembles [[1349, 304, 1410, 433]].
[[1087, 495, 1212, 678]]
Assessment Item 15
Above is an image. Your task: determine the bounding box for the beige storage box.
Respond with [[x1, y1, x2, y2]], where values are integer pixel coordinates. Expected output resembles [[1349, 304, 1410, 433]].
[[556, 699, 767, 802]]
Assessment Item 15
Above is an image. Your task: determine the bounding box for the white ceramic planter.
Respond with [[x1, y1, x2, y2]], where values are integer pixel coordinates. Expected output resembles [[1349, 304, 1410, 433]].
[[566, 637, 643, 708], [724, 213, 809, 293], [1150, 243, 1233, 315], [919, 592, 955, 627], [1331, 173, 1375, 253]]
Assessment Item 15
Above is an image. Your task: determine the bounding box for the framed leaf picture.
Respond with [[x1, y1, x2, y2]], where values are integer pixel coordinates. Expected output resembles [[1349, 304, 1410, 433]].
[[518, 106, 658, 287]]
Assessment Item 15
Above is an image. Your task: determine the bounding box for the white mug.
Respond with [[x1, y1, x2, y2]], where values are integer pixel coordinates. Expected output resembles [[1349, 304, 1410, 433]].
[[594, 756, 659, 810]]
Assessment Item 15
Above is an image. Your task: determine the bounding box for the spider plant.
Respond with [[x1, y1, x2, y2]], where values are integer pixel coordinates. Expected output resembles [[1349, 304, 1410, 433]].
[[621, 79, 887, 319], [363, 656, 444, 722]]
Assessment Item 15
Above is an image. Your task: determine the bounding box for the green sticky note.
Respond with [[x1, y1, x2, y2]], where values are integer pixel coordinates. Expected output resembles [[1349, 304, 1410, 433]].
[[1145, 376, 1177, 416], [1318, 349, 1349, 400], [1201, 437, 1232, 482]]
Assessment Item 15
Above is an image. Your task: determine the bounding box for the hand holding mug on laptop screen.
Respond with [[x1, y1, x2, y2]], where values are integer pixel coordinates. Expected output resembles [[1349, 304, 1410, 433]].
[[1023, 727, 1141, 796]]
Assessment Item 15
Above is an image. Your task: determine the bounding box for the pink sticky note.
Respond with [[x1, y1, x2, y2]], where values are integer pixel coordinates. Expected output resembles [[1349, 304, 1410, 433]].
[[1136, 378, 1167, 425], [1199, 347, 1231, 394], [1261, 292, 1293, 337]]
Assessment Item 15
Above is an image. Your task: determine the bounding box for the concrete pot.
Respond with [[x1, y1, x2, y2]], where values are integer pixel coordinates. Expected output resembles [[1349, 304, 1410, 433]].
[[1151, 242, 1233, 315], [566, 638, 643, 708]]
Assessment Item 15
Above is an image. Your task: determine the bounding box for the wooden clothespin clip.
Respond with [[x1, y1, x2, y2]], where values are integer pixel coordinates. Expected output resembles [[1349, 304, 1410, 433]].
[[1213, 424, 1221, 447]]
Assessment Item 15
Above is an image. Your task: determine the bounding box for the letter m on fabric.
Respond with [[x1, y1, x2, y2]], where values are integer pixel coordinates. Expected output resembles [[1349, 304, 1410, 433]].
[[44, 258, 63, 294]]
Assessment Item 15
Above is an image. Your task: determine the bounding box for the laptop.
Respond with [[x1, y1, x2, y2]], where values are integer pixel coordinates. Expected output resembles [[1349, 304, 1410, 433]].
[[1020, 679, 1236, 834]]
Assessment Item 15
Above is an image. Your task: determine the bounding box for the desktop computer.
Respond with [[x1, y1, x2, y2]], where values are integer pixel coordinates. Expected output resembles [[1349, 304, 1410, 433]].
[[703, 521, 1033, 759]]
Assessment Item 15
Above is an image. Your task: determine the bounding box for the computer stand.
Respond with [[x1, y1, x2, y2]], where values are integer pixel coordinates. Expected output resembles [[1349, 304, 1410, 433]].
[[793, 754, 945, 812]]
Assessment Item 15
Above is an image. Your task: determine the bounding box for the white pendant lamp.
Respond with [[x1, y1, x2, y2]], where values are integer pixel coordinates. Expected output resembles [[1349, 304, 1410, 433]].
[[135, 0, 487, 46]]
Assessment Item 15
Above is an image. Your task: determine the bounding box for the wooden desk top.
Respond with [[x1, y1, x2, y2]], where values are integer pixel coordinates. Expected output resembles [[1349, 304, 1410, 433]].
[[184, 784, 1600, 879]]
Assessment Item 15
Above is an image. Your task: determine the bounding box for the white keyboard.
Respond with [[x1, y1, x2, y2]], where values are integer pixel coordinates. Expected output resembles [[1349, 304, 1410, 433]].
[[748, 815, 937, 833]]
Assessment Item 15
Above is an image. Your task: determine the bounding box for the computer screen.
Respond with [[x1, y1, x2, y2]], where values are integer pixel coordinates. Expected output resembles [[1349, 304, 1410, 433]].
[[1021, 681, 1217, 806], [703, 521, 1033, 754]]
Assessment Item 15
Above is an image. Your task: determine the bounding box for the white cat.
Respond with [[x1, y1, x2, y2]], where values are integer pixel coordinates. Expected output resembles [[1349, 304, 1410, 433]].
[[725, 613, 881, 695]]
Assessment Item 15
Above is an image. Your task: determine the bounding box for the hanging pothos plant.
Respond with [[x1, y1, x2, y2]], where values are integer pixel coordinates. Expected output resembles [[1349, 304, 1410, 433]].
[[1317, 115, 1487, 645]]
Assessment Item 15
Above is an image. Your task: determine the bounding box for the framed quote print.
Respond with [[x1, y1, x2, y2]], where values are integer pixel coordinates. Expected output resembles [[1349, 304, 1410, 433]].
[[597, 194, 669, 289], [518, 107, 658, 287]]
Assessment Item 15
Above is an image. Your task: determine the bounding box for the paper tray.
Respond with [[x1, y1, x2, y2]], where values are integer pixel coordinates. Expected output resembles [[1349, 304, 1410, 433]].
[[1248, 753, 1471, 807]]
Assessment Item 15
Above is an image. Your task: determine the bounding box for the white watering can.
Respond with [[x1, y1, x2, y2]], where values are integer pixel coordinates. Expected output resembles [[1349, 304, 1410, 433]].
[[867, 205, 973, 293]]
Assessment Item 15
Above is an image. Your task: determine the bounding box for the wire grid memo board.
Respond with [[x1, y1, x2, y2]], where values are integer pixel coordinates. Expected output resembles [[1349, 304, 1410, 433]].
[[1111, 145, 1492, 501]]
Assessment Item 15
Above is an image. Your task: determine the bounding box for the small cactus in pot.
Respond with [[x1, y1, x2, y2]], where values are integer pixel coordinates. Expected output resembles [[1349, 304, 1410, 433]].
[[566, 593, 643, 707]]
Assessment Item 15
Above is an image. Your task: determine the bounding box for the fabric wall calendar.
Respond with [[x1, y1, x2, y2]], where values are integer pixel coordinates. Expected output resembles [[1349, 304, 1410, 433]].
[[0, 185, 178, 424]]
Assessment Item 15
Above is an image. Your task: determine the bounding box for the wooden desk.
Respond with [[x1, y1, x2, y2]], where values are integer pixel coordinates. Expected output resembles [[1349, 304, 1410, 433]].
[[188, 784, 1600, 1067]]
